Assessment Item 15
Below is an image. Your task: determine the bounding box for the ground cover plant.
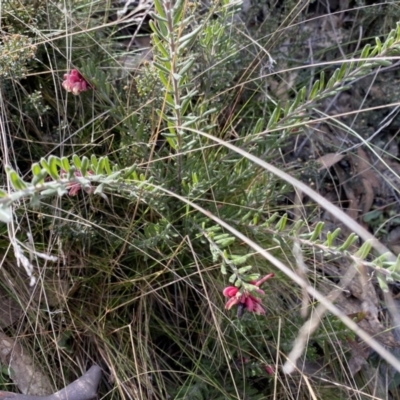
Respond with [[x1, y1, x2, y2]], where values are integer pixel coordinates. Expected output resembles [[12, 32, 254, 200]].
[[2, 0, 400, 399]]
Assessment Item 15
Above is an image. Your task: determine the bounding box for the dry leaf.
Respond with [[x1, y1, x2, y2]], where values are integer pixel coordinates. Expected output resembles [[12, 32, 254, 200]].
[[0, 332, 53, 395], [317, 153, 344, 171]]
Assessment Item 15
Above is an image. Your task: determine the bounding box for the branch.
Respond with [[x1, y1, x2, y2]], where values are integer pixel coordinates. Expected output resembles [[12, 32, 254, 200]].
[[0, 365, 102, 400]]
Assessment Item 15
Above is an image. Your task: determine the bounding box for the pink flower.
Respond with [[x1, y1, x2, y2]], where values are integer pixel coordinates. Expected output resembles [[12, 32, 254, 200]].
[[264, 365, 275, 376], [222, 273, 274, 316], [62, 69, 89, 95], [60, 169, 93, 196]]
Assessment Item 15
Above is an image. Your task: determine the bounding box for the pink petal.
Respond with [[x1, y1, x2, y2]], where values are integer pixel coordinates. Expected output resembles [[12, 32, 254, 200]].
[[254, 273, 274, 287], [225, 296, 240, 310], [253, 302, 266, 315], [249, 295, 261, 303], [68, 184, 81, 196], [245, 296, 255, 312], [223, 286, 238, 297], [264, 365, 274, 375]]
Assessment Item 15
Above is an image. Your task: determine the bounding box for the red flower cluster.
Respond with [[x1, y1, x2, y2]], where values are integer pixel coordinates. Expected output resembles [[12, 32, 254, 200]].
[[223, 273, 274, 316], [62, 69, 89, 95]]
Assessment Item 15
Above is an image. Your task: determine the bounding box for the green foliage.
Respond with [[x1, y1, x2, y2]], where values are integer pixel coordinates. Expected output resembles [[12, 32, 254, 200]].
[[0, 34, 37, 79]]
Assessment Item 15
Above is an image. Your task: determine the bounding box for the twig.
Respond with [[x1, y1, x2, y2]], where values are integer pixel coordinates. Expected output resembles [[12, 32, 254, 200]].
[[0, 365, 102, 400]]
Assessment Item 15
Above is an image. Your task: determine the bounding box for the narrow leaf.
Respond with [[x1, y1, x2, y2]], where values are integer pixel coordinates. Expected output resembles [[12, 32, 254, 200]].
[[153, 0, 166, 19], [32, 163, 41, 177], [32, 169, 48, 185], [73, 154, 82, 169], [91, 155, 98, 170], [48, 155, 60, 179], [310, 221, 324, 241], [238, 265, 253, 274], [61, 157, 70, 172], [178, 26, 202, 45], [9, 170, 27, 190], [81, 156, 90, 176], [354, 239, 372, 260], [308, 80, 320, 101], [229, 273, 236, 283], [275, 214, 287, 232], [337, 232, 358, 251]]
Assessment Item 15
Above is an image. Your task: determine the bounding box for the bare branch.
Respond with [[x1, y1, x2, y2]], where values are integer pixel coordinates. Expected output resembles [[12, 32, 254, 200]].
[[0, 365, 102, 400]]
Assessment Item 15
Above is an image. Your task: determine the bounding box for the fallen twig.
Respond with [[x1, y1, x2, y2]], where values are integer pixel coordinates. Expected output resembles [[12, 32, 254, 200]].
[[0, 365, 102, 400]]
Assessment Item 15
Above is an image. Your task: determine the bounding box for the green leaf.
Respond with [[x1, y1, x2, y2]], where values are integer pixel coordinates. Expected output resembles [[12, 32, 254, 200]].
[[230, 254, 251, 266], [104, 157, 112, 175], [396, 22, 400, 42], [172, 0, 185, 24], [246, 274, 260, 282], [178, 57, 195, 77], [81, 156, 90, 176], [72, 154, 81, 169], [291, 219, 304, 233], [360, 43, 371, 59], [263, 212, 279, 226], [274, 214, 287, 232], [157, 70, 170, 87], [214, 233, 231, 242], [9, 170, 27, 191], [153, 0, 166, 19], [252, 118, 264, 135], [387, 254, 400, 273], [354, 239, 372, 260], [377, 272, 389, 293], [91, 154, 98, 170], [178, 26, 202, 45], [319, 71, 325, 90], [337, 63, 348, 81], [375, 37, 382, 53], [310, 221, 324, 242], [151, 19, 168, 39], [283, 101, 290, 117], [323, 228, 341, 247], [229, 273, 236, 283], [326, 69, 339, 89], [152, 13, 168, 23], [267, 104, 281, 129], [221, 263, 227, 275], [96, 157, 105, 175], [238, 265, 252, 274], [32, 169, 48, 185], [123, 164, 137, 179], [40, 158, 52, 176], [215, 237, 235, 247], [308, 80, 320, 101], [61, 157, 70, 172], [0, 189, 7, 198], [337, 232, 358, 251], [153, 35, 170, 59], [31, 163, 41, 177], [382, 36, 394, 52], [48, 155, 60, 179]]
